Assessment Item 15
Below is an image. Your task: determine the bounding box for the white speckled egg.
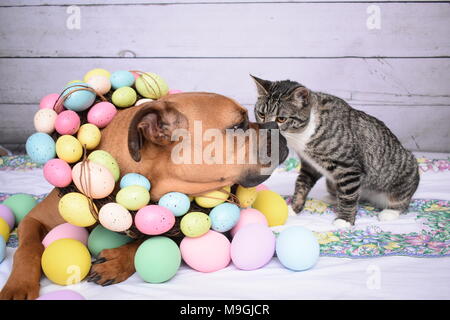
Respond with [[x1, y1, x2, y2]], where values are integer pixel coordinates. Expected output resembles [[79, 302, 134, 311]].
[[99, 203, 132, 232], [34, 109, 58, 134], [72, 161, 115, 199]]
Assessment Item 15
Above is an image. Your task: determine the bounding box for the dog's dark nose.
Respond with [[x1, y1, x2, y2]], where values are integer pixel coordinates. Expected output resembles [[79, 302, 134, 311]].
[[257, 121, 289, 164]]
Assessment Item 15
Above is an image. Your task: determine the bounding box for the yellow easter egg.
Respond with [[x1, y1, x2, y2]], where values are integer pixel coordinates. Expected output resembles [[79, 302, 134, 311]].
[[41, 238, 91, 285], [72, 161, 115, 199], [135, 72, 169, 99], [56, 135, 83, 163], [116, 185, 150, 211], [194, 186, 231, 208], [83, 68, 111, 83], [58, 192, 97, 227], [252, 190, 288, 227], [236, 185, 258, 208], [180, 212, 211, 237], [77, 123, 101, 150], [0, 218, 10, 242]]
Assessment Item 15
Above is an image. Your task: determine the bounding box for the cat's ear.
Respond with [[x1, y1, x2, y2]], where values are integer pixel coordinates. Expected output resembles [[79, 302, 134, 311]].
[[290, 86, 310, 102], [250, 75, 271, 96]]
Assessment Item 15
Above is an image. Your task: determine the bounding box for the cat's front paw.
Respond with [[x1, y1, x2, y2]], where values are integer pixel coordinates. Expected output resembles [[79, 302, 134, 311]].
[[378, 209, 400, 221], [291, 198, 306, 214], [333, 218, 352, 229]]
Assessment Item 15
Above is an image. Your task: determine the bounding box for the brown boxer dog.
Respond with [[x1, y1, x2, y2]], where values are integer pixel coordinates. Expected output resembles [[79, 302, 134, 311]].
[[0, 92, 288, 300]]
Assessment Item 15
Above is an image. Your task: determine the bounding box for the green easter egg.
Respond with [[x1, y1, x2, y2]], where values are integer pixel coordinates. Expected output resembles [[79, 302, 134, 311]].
[[87, 150, 120, 182], [135, 72, 169, 99], [111, 86, 137, 108], [87, 224, 133, 257], [116, 185, 150, 211], [134, 237, 181, 283], [180, 212, 211, 237], [3, 194, 37, 225]]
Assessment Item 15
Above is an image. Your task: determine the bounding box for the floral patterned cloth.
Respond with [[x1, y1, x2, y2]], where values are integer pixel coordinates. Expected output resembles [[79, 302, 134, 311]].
[[2, 191, 448, 258]]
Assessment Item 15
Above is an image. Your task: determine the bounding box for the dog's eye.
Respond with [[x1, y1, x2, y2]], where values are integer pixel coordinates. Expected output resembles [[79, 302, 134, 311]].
[[276, 117, 287, 123]]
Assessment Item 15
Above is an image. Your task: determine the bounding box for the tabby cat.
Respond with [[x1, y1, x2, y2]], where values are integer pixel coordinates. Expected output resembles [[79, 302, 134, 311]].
[[252, 75, 420, 227]]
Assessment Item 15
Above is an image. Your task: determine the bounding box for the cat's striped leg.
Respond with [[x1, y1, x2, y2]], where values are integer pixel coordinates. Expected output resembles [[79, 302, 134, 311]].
[[333, 171, 361, 227], [291, 161, 322, 214]]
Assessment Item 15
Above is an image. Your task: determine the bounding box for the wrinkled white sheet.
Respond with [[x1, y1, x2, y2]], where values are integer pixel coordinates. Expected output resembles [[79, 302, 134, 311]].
[[0, 152, 449, 300]]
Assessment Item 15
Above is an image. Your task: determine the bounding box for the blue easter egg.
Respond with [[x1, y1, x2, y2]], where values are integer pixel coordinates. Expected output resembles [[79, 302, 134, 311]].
[[110, 70, 135, 90], [26, 132, 56, 164], [158, 192, 190, 217], [275, 226, 320, 271], [0, 237, 5, 264], [62, 81, 96, 112], [209, 203, 240, 232], [120, 173, 151, 191]]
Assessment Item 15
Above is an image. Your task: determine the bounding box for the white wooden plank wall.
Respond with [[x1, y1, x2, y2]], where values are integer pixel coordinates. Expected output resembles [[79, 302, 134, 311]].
[[0, 1, 449, 152]]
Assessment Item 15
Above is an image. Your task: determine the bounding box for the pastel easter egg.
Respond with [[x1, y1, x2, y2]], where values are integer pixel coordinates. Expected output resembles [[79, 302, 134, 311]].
[[158, 192, 190, 217], [83, 68, 111, 82], [230, 224, 275, 271], [135, 72, 169, 99], [209, 203, 240, 233], [230, 208, 268, 237], [43, 158, 72, 187], [134, 237, 181, 283], [255, 184, 269, 191], [111, 87, 137, 108], [55, 135, 82, 163], [236, 185, 258, 208], [87, 102, 117, 128], [0, 218, 9, 243], [39, 93, 60, 110], [34, 109, 57, 134], [98, 203, 132, 232], [276, 226, 320, 271], [86, 75, 111, 95], [26, 132, 56, 164], [116, 185, 150, 211], [72, 161, 115, 199], [77, 123, 101, 150], [135, 205, 175, 236], [135, 98, 153, 106], [87, 150, 120, 182], [58, 192, 97, 227], [3, 194, 37, 225], [42, 223, 89, 248], [41, 239, 91, 286], [194, 186, 231, 208], [119, 173, 151, 191], [168, 89, 183, 95], [180, 230, 231, 273], [180, 212, 211, 238], [54, 110, 80, 135], [37, 290, 85, 300], [88, 224, 132, 257], [62, 82, 96, 112], [252, 190, 288, 227], [0, 204, 15, 230], [110, 70, 135, 89]]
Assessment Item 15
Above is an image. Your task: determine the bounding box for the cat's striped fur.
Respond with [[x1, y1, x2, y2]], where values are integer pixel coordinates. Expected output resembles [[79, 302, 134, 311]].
[[252, 76, 420, 226]]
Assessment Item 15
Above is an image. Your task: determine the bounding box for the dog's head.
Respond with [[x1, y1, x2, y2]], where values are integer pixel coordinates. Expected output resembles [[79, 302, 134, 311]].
[[107, 92, 287, 199]]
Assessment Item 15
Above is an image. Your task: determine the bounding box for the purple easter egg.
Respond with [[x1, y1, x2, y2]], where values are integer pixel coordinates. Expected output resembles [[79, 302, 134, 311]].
[[0, 204, 15, 230]]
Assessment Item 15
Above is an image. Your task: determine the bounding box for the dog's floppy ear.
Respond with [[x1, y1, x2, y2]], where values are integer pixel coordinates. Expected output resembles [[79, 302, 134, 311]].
[[128, 101, 188, 162]]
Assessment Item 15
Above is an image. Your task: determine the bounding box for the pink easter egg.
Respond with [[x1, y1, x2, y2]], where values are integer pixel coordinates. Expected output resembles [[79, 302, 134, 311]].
[[39, 93, 60, 110], [0, 204, 15, 230], [43, 158, 73, 187], [42, 223, 89, 248], [168, 89, 183, 95], [230, 224, 275, 271], [255, 184, 269, 191], [54, 110, 80, 135], [180, 230, 231, 273], [131, 71, 140, 80], [87, 102, 117, 128], [230, 208, 268, 237], [72, 161, 115, 199], [135, 205, 175, 235]]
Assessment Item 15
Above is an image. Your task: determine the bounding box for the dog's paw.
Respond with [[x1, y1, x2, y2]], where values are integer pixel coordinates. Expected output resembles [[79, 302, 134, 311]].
[[378, 209, 400, 221], [87, 247, 135, 286], [333, 218, 352, 229], [0, 282, 40, 300]]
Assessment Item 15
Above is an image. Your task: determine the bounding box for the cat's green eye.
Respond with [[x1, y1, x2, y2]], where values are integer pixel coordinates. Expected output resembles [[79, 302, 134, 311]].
[[276, 117, 287, 123]]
